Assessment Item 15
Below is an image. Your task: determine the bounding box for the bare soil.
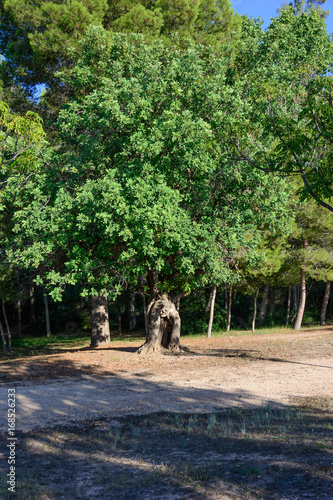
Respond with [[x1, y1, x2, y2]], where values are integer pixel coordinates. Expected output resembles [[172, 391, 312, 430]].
[[0, 327, 332, 499]]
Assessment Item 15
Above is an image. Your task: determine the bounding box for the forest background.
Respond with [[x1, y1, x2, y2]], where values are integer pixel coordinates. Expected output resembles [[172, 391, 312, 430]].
[[0, 0, 333, 354]]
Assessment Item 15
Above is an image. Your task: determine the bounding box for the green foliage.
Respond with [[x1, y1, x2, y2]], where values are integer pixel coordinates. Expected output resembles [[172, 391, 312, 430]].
[[0, 0, 241, 90], [7, 30, 291, 301], [229, 8, 333, 210]]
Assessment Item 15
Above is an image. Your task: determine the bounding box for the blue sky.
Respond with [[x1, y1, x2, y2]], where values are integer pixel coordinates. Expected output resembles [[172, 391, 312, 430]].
[[231, 0, 333, 33]]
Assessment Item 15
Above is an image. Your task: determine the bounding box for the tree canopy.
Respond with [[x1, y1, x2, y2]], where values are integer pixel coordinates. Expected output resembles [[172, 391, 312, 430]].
[[7, 28, 291, 304]]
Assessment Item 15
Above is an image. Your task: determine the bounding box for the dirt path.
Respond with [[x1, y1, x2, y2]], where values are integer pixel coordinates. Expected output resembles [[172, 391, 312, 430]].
[[1, 328, 332, 432]]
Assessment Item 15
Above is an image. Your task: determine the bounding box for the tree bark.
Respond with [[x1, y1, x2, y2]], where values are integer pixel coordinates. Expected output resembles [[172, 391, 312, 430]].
[[259, 285, 269, 322], [128, 292, 136, 331], [293, 267, 306, 331], [30, 285, 36, 325], [206, 285, 217, 338], [0, 318, 7, 356], [226, 285, 232, 332], [91, 292, 110, 347], [293, 285, 299, 313], [43, 288, 51, 338], [204, 287, 213, 314], [286, 286, 291, 326], [252, 286, 260, 333], [137, 293, 183, 354], [320, 280, 331, 326], [2, 298, 11, 351]]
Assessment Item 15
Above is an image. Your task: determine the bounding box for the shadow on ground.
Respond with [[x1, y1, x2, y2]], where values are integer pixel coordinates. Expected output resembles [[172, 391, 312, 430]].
[[0, 399, 332, 499]]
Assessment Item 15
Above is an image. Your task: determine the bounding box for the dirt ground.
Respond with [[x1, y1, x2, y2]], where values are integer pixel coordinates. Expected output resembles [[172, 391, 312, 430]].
[[0, 327, 332, 499]]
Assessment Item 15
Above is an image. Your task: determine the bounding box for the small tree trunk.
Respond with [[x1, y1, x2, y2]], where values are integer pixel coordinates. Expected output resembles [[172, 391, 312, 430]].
[[128, 292, 136, 331], [142, 294, 148, 335], [320, 280, 331, 326], [91, 292, 110, 347], [268, 288, 275, 315], [204, 287, 214, 314], [2, 298, 11, 351], [259, 285, 269, 322], [226, 285, 232, 332], [17, 299, 22, 338], [43, 288, 51, 338], [293, 267, 306, 331], [137, 294, 183, 354], [0, 318, 7, 356], [252, 286, 260, 333], [30, 285, 36, 325], [293, 285, 299, 312], [286, 286, 291, 326], [207, 285, 217, 338], [117, 300, 122, 336], [224, 286, 228, 310]]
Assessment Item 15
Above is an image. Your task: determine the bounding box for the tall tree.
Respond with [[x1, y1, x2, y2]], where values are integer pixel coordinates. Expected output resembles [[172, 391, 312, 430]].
[[7, 29, 291, 352], [229, 9, 333, 212]]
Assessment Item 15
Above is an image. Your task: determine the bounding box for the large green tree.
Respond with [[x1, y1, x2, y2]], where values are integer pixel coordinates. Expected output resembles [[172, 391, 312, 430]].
[[7, 29, 291, 351], [0, 0, 241, 88], [228, 8, 333, 212]]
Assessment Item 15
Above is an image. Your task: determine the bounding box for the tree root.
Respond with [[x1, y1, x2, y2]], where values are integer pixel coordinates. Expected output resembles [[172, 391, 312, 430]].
[[136, 342, 189, 355]]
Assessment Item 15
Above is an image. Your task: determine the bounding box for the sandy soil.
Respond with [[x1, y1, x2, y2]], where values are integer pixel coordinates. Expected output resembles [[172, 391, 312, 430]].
[[0, 327, 332, 433]]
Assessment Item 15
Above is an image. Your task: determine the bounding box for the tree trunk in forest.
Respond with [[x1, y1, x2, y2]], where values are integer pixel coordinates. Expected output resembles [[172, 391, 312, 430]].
[[0, 319, 7, 355], [224, 286, 228, 310], [2, 298, 11, 351], [204, 287, 214, 314], [207, 285, 217, 338], [117, 300, 122, 335], [268, 288, 275, 315], [259, 285, 269, 322], [128, 292, 136, 331], [293, 267, 306, 331], [142, 294, 148, 335], [286, 286, 291, 326], [43, 288, 51, 338], [17, 299, 22, 338], [252, 287, 260, 333], [320, 280, 331, 326], [137, 293, 183, 354], [227, 285, 232, 332], [293, 285, 299, 313], [91, 293, 110, 347], [30, 285, 36, 325]]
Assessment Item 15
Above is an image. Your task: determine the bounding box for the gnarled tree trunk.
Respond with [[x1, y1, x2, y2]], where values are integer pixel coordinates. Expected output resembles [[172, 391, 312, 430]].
[[91, 292, 110, 347], [137, 293, 183, 354], [320, 280, 331, 326]]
